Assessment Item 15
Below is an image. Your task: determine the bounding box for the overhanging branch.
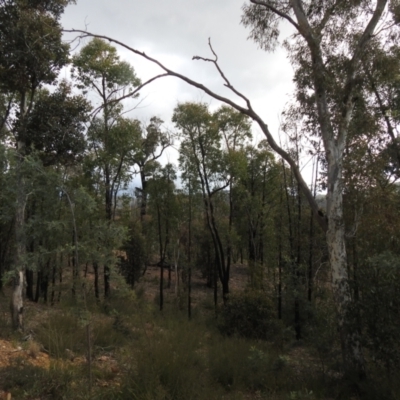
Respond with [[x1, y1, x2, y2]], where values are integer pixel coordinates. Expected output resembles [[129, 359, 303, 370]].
[[64, 28, 327, 232]]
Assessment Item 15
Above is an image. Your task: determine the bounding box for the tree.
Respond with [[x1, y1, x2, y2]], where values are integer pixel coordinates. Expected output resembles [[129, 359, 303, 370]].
[[0, 0, 73, 330], [174, 102, 250, 302], [25, 82, 90, 167], [147, 163, 178, 310], [241, 0, 394, 375], [68, 0, 396, 375], [73, 38, 142, 297], [132, 117, 172, 221]]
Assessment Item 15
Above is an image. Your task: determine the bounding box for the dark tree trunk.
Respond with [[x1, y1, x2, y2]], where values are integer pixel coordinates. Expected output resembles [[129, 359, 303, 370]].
[[104, 266, 110, 298], [187, 265, 191, 319], [160, 263, 164, 311], [93, 263, 99, 300], [35, 270, 42, 303], [51, 261, 56, 306], [213, 260, 218, 312], [26, 269, 34, 301]]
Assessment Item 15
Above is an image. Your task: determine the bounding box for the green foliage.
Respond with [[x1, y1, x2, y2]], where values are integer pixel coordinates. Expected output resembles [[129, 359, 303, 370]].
[[0, 0, 72, 95], [121, 222, 147, 287], [208, 339, 274, 390], [25, 82, 91, 166], [218, 290, 285, 341], [72, 37, 141, 96], [358, 252, 400, 372], [303, 298, 341, 373]]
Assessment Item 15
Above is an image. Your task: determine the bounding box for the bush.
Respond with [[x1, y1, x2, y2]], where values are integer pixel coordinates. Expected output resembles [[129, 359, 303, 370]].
[[35, 311, 87, 359], [119, 317, 209, 400], [218, 290, 284, 341], [358, 252, 400, 373]]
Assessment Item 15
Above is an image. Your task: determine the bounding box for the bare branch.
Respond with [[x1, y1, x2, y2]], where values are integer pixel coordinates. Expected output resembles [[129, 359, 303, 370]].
[[64, 28, 327, 231], [88, 73, 168, 117], [193, 38, 254, 111]]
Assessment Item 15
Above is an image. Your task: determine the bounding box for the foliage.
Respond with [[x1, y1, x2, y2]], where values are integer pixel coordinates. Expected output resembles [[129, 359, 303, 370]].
[[218, 290, 285, 341], [358, 252, 400, 372], [25, 82, 90, 166], [0, 0, 72, 96]]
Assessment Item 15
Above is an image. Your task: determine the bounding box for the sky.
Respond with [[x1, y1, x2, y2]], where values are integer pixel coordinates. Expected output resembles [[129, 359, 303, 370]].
[[61, 0, 299, 175]]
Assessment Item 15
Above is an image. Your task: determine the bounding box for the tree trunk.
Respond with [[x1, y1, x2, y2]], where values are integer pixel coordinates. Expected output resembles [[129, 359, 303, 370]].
[[93, 263, 99, 300], [26, 269, 34, 301], [160, 262, 164, 311], [104, 266, 110, 298], [187, 265, 191, 319], [327, 170, 365, 377], [12, 137, 27, 330], [11, 270, 24, 331], [34, 270, 42, 303], [51, 260, 56, 306]]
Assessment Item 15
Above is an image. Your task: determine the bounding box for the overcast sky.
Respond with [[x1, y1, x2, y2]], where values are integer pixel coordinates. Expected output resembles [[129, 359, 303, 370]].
[[61, 0, 299, 172]]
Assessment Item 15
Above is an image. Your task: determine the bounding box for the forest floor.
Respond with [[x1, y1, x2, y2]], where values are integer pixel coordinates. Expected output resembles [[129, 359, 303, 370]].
[[0, 263, 252, 399], [0, 264, 366, 399]]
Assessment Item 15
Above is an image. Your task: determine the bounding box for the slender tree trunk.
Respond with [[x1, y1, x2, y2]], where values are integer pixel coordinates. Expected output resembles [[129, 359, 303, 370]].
[[42, 268, 49, 304], [277, 181, 284, 320], [51, 260, 56, 306], [187, 178, 192, 319], [187, 265, 191, 319], [139, 168, 148, 221], [35, 270, 42, 302], [160, 262, 164, 311], [26, 269, 34, 301], [12, 108, 27, 330], [58, 254, 63, 303], [104, 165, 111, 298], [93, 263, 99, 300], [308, 158, 318, 303], [213, 258, 218, 312], [294, 179, 302, 340]]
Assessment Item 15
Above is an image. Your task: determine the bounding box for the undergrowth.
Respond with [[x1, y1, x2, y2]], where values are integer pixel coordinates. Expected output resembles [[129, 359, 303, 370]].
[[0, 288, 399, 399]]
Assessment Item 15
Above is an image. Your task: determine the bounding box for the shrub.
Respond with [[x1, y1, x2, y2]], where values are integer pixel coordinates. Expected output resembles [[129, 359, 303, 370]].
[[358, 252, 400, 373], [218, 290, 283, 341], [35, 311, 87, 359]]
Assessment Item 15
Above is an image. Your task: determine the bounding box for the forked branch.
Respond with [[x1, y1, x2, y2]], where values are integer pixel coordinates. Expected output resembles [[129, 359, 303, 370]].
[[64, 28, 327, 231]]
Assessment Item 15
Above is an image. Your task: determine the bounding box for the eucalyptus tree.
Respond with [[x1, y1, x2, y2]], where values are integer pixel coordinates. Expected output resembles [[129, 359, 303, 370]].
[[239, 0, 398, 375], [132, 117, 172, 221], [22, 82, 90, 301], [73, 38, 142, 222], [214, 106, 251, 276], [174, 103, 229, 300], [174, 102, 250, 302], [0, 0, 74, 330], [68, 0, 398, 375], [73, 38, 142, 297], [147, 163, 178, 310]]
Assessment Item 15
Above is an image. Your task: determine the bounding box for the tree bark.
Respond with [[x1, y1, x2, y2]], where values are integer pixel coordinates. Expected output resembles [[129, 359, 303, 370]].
[[11, 94, 28, 330]]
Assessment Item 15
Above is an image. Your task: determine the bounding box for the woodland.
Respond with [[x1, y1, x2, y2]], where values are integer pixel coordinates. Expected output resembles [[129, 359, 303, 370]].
[[0, 0, 400, 399]]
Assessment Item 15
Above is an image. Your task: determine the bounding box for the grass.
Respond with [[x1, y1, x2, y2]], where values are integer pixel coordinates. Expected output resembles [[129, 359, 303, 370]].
[[1, 285, 400, 400]]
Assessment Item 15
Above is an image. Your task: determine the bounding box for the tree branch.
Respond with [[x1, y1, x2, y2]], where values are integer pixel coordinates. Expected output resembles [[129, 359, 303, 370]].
[[338, 0, 388, 147], [89, 73, 168, 117], [64, 28, 327, 231], [249, 0, 300, 31], [193, 38, 254, 112]]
